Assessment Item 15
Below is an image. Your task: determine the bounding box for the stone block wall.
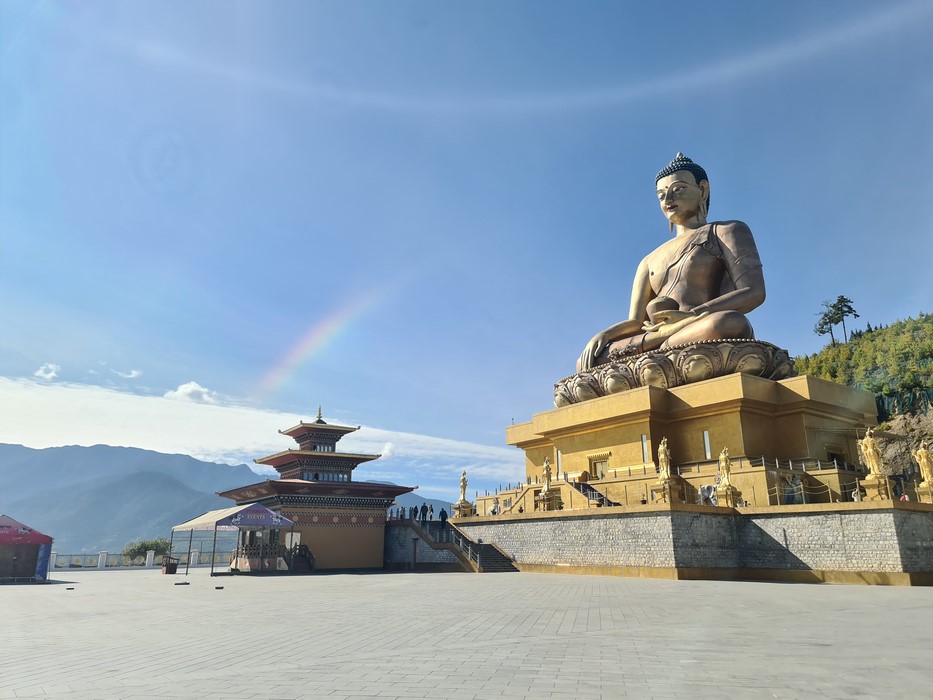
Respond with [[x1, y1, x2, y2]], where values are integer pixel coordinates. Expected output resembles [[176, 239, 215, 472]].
[[456, 511, 676, 568], [893, 509, 933, 572], [737, 511, 900, 572], [384, 523, 460, 566], [451, 504, 933, 578], [670, 510, 739, 569]]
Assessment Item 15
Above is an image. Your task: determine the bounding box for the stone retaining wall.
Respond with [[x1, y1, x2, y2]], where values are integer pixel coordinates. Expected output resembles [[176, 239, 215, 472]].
[[452, 502, 933, 583], [384, 522, 461, 567]]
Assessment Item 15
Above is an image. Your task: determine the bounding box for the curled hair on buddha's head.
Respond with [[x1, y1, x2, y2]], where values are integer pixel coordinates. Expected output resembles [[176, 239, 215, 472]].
[[656, 153, 710, 211]]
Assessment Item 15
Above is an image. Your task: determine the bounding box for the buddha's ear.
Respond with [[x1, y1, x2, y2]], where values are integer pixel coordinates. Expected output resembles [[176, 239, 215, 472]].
[[698, 179, 710, 199]]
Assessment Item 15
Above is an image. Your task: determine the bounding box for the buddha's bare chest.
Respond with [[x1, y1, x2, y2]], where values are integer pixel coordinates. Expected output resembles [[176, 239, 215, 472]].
[[645, 233, 723, 295]]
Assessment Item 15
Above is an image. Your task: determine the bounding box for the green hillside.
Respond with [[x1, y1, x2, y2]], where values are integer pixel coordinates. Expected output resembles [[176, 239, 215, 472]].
[[794, 312, 933, 396]]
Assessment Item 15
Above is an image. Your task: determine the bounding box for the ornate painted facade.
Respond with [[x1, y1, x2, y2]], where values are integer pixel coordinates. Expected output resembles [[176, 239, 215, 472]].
[[219, 408, 415, 570]]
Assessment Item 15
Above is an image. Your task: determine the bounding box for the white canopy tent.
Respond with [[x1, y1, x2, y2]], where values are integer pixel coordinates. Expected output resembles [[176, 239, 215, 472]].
[[171, 503, 295, 575]]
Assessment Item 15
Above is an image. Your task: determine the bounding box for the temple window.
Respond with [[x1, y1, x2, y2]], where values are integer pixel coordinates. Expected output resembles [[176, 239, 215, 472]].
[[703, 430, 712, 460]]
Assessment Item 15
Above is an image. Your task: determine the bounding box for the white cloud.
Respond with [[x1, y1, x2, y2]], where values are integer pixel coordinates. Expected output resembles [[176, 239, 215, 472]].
[[33, 363, 60, 381], [163, 381, 217, 404], [0, 377, 524, 501], [112, 369, 142, 379]]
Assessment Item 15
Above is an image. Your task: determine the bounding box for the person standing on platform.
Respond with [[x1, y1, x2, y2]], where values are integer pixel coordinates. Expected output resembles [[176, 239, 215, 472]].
[[419, 503, 428, 527], [439, 508, 448, 529], [428, 504, 434, 522]]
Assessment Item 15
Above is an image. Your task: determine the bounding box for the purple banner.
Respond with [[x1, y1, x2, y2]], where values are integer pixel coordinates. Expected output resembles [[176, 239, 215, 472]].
[[220, 504, 294, 529]]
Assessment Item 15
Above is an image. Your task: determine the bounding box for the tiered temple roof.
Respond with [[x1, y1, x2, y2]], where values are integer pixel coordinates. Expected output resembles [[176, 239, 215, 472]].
[[221, 407, 414, 506]]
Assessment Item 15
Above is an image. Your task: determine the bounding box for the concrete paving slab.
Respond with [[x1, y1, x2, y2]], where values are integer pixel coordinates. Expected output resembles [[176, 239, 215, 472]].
[[1, 569, 933, 698]]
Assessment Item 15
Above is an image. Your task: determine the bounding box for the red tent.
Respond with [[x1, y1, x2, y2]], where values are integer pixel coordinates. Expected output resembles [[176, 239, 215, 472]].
[[0, 514, 54, 582]]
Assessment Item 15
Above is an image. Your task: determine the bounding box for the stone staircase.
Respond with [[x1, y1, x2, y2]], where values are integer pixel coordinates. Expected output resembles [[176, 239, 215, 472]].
[[473, 542, 519, 572], [570, 480, 621, 507], [396, 520, 519, 573], [449, 527, 518, 573], [288, 545, 315, 574]]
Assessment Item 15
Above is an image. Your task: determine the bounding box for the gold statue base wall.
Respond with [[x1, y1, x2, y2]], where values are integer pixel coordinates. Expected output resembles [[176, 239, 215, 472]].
[[501, 374, 876, 511]]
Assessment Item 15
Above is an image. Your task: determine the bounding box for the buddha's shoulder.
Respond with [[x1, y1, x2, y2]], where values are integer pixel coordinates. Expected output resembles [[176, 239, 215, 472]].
[[709, 220, 753, 237]]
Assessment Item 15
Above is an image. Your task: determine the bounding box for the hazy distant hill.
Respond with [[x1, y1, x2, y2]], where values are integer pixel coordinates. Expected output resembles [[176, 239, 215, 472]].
[[0, 444, 448, 553], [5, 471, 232, 553], [0, 444, 261, 552], [0, 443, 259, 500]]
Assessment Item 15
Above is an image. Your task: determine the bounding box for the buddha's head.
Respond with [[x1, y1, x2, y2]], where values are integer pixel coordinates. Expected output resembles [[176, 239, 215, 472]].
[[656, 153, 710, 226]]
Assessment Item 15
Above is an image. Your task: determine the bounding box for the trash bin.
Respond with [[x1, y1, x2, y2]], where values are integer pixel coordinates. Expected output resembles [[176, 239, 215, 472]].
[[162, 556, 179, 575]]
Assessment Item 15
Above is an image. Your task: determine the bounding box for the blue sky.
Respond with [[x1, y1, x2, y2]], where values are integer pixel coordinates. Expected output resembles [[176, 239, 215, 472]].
[[2, 1, 932, 501]]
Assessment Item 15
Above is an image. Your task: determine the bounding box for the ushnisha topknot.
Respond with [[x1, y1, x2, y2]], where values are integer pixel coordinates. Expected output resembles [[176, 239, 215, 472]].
[[656, 153, 710, 210]]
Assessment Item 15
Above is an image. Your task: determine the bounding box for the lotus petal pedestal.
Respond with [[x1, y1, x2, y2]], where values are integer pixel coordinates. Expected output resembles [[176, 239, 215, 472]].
[[555, 339, 794, 406]]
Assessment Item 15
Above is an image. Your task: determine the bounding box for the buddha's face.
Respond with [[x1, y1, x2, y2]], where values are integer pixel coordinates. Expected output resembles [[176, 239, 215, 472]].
[[656, 171, 709, 225]]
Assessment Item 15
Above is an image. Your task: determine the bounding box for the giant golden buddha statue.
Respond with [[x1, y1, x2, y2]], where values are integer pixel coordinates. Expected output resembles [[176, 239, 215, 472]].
[[556, 153, 791, 406], [579, 153, 765, 370]]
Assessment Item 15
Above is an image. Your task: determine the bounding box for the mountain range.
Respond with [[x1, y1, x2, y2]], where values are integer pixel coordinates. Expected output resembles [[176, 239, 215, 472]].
[[0, 443, 449, 553]]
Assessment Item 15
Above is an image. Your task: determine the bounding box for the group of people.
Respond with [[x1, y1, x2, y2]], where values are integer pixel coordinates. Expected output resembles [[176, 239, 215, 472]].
[[389, 503, 449, 528]]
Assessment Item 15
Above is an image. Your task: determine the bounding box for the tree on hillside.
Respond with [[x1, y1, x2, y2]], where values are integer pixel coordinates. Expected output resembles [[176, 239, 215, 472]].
[[831, 295, 860, 343], [814, 296, 860, 345], [815, 300, 839, 346]]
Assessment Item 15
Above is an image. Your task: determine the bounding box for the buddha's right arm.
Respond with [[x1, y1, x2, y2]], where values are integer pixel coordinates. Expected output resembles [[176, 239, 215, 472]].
[[577, 319, 646, 371], [577, 260, 653, 371]]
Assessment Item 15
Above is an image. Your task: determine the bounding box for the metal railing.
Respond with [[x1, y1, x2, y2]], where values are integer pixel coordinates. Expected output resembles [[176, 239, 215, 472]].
[[451, 532, 481, 570], [50, 551, 234, 569], [569, 481, 620, 507]]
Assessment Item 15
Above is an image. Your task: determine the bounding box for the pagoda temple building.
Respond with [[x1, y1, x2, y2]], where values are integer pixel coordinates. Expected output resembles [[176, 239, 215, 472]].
[[219, 408, 415, 571]]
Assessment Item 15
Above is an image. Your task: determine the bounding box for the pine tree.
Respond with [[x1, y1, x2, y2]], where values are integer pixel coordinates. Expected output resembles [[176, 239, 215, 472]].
[[830, 295, 860, 343]]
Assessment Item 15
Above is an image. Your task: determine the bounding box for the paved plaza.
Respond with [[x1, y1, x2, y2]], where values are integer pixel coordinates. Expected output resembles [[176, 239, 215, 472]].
[[2, 568, 932, 699]]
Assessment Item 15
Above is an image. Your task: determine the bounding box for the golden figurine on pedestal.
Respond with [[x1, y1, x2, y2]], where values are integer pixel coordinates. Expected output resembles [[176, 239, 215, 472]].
[[857, 428, 890, 501], [537, 457, 562, 512], [913, 439, 933, 504], [650, 437, 684, 504], [453, 470, 475, 518], [658, 437, 671, 483], [541, 457, 553, 492], [718, 447, 733, 488], [913, 440, 932, 485], [459, 470, 468, 503], [715, 446, 742, 508], [857, 427, 884, 476]]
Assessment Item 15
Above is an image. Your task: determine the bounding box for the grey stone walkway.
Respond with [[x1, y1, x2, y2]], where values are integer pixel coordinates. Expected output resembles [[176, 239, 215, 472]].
[[1, 568, 932, 699]]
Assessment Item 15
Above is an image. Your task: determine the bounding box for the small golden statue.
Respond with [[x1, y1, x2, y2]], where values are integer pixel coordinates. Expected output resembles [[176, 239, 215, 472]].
[[453, 470, 475, 517], [541, 456, 553, 492], [657, 437, 671, 482], [857, 427, 884, 476], [913, 439, 932, 486], [714, 446, 742, 507], [718, 447, 732, 488], [650, 436, 683, 504], [913, 439, 933, 503], [857, 427, 891, 501]]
